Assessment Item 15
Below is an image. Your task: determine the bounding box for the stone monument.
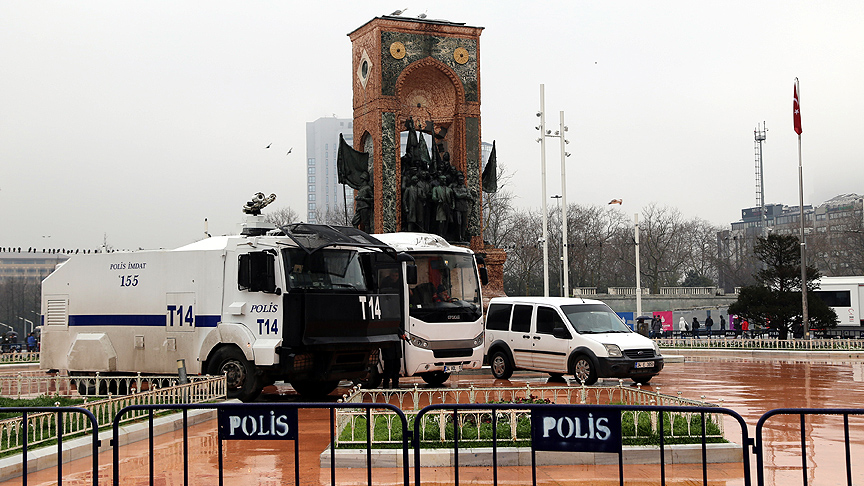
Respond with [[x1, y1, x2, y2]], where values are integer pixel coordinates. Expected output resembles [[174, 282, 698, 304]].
[[348, 15, 505, 298]]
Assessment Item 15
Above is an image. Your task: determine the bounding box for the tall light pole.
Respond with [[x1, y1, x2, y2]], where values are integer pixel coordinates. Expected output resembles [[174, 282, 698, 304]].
[[551, 194, 563, 296], [537, 87, 571, 297], [635, 213, 642, 319], [557, 111, 570, 298], [538, 85, 550, 297]]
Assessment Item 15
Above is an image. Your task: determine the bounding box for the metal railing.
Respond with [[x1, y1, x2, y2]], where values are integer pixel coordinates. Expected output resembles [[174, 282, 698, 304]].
[[0, 351, 39, 364], [411, 403, 750, 486], [111, 402, 411, 486], [755, 408, 864, 486], [337, 383, 719, 448], [656, 337, 864, 351], [0, 407, 99, 485], [0, 372, 218, 399], [571, 287, 597, 296], [0, 375, 225, 456]]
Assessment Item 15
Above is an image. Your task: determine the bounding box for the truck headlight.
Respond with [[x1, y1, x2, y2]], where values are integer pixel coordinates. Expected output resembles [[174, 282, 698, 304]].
[[652, 340, 661, 356], [472, 332, 484, 347], [604, 344, 623, 357], [409, 334, 429, 348]]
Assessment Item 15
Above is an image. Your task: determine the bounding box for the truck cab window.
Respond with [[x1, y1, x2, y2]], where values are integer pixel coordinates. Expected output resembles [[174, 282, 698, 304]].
[[284, 248, 368, 291], [238, 251, 277, 293]]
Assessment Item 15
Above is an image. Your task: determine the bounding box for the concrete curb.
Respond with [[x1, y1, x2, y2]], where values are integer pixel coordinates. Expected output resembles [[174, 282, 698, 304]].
[[319, 442, 742, 467], [0, 407, 218, 481]]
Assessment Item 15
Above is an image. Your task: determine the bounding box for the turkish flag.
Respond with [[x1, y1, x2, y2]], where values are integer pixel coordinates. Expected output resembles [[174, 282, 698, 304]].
[[793, 79, 802, 135]]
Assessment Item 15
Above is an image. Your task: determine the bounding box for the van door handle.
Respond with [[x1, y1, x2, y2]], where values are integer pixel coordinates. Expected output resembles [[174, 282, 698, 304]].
[[533, 336, 541, 340], [522, 335, 531, 339]]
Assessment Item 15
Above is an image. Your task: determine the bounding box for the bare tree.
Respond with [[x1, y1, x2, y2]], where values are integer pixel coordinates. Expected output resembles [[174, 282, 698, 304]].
[[263, 206, 300, 227]]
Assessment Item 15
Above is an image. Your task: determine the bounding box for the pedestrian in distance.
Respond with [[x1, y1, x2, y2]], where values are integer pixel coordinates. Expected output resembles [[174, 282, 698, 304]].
[[26, 332, 37, 352], [692, 317, 700, 339], [650, 316, 661, 338], [679, 316, 688, 338], [720, 315, 727, 334], [742, 319, 750, 339], [705, 315, 714, 338]]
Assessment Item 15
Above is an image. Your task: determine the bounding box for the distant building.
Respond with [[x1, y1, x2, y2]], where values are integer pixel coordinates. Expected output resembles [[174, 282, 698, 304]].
[[0, 249, 69, 280], [719, 193, 864, 291], [305, 117, 354, 224]]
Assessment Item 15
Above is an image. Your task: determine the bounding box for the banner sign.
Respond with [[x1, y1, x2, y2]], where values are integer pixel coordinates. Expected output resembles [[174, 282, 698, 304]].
[[532, 406, 622, 453], [217, 406, 298, 440]]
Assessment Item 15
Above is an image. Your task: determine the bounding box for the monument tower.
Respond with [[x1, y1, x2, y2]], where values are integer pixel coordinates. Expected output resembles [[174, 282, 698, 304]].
[[348, 15, 484, 247]]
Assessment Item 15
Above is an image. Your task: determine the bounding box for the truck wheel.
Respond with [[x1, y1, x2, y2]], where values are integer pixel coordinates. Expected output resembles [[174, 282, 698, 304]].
[[490, 350, 513, 380], [421, 371, 450, 387], [291, 380, 339, 398], [357, 366, 382, 389], [207, 346, 262, 402], [570, 354, 598, 385]]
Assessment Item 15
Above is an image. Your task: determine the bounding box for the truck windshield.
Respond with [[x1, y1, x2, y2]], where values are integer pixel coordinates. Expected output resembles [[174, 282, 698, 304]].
[[561, 304, 632, 334], [408, 253, 481, 322], [283, 248, 368, 291]]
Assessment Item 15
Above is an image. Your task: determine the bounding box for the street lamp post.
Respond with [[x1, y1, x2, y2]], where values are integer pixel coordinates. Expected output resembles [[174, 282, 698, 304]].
[[634, 214, 642, 319], [551, 195, 563, 296]]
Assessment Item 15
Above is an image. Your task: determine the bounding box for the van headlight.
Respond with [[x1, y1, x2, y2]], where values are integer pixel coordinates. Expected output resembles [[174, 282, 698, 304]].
[[652, 340, 661, 355], [409, 333, 429, 348], [604, 344, 623, 357], [472, 332, 484, 347]]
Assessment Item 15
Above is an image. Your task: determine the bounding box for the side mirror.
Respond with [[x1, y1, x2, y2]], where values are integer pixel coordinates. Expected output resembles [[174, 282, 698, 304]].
[[552, 327, 572, 340], [478, 267, 489, 286], [405, 264, 418, 285]]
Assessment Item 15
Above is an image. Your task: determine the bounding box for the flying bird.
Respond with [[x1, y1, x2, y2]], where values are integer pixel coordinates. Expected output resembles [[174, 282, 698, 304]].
[[608, 199, 623, 205], [265, 143, 272, 149], [286, 147, 293, 155], [390, 7, 407, 15]]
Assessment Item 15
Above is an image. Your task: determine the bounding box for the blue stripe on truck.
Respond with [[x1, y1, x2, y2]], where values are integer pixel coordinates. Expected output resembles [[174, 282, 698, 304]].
[[68, 315, 220, 327]]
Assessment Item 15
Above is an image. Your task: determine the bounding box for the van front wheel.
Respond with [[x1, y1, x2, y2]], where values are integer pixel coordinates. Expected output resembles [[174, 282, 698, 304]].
[[570, 355, 598, 385], [490, 351, 513, 380]]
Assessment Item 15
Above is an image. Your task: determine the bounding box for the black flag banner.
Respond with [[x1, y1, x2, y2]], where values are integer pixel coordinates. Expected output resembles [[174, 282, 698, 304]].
[[337, 134, 369, 190], [481, 140, 497, 193]]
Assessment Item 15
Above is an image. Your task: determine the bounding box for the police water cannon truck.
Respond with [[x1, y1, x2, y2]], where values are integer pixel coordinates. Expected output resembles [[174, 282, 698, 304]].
[[40, 194, 410, 401]]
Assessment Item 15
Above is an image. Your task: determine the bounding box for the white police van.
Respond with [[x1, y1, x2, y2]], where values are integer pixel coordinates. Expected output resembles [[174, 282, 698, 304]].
[[484, 297, 663, 385]]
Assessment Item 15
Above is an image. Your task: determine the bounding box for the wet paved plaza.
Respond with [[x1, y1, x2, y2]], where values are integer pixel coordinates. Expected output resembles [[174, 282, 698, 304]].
[[7, 351, 864, 485]]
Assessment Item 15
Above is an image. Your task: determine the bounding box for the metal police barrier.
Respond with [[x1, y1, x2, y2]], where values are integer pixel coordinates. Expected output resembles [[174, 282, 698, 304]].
[[0, 407, 99, 486], [412, 403, 752, 486], [111, 402, 410, 486], [755, 407, 864, 486]]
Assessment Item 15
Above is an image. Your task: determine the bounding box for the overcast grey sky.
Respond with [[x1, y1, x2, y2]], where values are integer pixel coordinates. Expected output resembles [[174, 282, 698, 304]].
[[2, 1, 862, 251]]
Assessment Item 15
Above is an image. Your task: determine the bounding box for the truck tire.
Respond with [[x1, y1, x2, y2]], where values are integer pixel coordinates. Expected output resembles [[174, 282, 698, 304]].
[[291, 380, 339, 398], [207, 346, 263, 402], [421, 371, 450, 387], [357, 366, 382, 389]]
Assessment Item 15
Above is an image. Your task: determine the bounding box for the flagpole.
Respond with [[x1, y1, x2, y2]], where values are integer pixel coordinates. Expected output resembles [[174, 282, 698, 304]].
[[795, 78, 809, 338]]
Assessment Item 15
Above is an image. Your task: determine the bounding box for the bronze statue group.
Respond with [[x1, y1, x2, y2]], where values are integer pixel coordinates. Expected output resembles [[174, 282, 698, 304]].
[[399, 117, 475, 243]]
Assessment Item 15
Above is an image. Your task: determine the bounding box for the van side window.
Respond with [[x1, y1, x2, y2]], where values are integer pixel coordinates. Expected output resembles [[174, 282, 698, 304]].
[[536, 306, 565, 335], [486, 304, 512, 331], [511, 305, 532, 333]]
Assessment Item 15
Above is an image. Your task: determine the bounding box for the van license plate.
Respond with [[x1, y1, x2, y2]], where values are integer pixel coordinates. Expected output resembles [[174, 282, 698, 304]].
[[444, 365, 462, 373], [635, 361, 653, 369]]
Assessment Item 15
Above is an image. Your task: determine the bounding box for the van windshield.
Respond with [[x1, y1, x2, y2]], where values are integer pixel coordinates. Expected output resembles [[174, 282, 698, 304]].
[[561, 304, 632, 334]]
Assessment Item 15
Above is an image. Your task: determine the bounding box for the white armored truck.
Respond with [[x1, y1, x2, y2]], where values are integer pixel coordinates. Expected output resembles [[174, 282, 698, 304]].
[[40, 197, 408, 401]]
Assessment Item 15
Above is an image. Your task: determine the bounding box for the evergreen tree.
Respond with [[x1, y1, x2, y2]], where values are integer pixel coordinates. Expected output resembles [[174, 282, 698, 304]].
[[728, 234, 836, 339]]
